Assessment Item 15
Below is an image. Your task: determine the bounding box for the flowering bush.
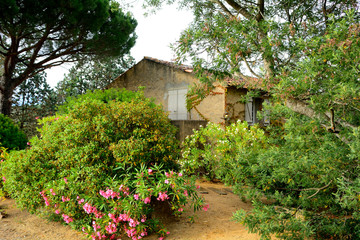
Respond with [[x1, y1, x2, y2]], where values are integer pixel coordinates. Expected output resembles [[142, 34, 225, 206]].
[[38, 165, 203, 240], [0, 147, 8, 198], [2, 89, 205, 239]]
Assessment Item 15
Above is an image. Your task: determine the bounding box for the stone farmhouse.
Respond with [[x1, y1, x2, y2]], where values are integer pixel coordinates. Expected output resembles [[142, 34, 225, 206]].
[[106, 57, 269, 138]]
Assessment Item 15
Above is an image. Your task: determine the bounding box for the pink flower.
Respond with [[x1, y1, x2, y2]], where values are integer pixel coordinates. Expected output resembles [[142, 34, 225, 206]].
[[27, 142, 31, 146], [183, 190, 188, 196], [178, 208, 183, 212], [55, 209, 60, 214], [2, 176, 5, 182], [105, 222, 117, 234], [64, 177, 68, 183], [157, 191, 169, 201], [83, 203, 95, 214], [203, 204, 209, 212], [178, 172, 183, 177], [165, 172, 170, 177], [62, 214, 73, 224], [148, 169, 153, 174], [35, 116, 39, 119], [50, 189, 56, 196], [100, 188, 119, 199], [61, 196, 70, 202], [167, 231, 170, 235], [196, 185, 200, 189], [164, 179, 169, 184], [143, 197, 151, 204], [134, 194, 139, 200], [159, 237, 164, 240]]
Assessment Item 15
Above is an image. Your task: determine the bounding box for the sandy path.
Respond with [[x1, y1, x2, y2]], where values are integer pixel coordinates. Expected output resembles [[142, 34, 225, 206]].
[[0, 181, 259, 240]]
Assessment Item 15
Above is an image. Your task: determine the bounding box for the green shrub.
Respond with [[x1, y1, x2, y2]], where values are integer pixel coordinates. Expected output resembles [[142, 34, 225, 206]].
[[0, 114, 27, 150], [181, 121, 268, 182], [2, 89, 205, 239], [183, 119, 360, 239]]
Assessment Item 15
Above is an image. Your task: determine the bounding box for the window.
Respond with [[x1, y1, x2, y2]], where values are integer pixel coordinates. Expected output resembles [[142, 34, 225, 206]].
[[168, 89, 188, 120], [245, 97, 270, 125]]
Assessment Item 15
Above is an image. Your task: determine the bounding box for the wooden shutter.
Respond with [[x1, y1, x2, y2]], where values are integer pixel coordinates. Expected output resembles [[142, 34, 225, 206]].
[[245, 97, 253, 124]]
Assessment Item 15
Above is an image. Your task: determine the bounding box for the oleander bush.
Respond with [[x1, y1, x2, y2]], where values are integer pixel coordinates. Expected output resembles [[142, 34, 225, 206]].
[[2, 89, 205, 239], [0, 114, 27, 150], [0, 147, 8, 198]]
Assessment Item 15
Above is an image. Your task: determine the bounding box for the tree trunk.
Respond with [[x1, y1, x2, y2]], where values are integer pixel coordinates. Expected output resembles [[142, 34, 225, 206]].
[[0, 75, 14, 116]]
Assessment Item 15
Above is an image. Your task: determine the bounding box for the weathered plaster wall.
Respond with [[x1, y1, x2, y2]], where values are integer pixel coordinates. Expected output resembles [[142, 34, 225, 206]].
[[225, 87, 247, 124], [194, 86, 226, 124]]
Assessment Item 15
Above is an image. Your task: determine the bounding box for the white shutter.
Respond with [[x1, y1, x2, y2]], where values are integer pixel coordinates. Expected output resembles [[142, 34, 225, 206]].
[[245, 97, 253, 124], [177, 89, 188, 120], [168, 90, 178, 119], [167, 88, 188, 120]]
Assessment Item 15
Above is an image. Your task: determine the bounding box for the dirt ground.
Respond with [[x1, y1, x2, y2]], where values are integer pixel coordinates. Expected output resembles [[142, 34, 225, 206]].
[[0, 181, 260, 240]]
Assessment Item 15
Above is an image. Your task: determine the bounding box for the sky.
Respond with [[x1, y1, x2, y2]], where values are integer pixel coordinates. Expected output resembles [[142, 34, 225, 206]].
[[45, 2, 194, 88]]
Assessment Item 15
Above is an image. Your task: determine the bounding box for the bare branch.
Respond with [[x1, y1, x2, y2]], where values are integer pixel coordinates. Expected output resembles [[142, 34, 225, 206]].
[[306, 180, 333, 199], [211, 0, 234, 17], [224, 0, 254, 20], [242, 57, 261, 78]]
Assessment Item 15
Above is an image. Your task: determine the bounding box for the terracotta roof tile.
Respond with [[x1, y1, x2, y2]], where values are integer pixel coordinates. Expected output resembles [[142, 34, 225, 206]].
[[144, 56, 193, 73]]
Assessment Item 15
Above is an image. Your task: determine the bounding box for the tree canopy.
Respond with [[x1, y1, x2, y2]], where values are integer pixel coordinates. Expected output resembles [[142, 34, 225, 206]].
[[0, 0, 137, 115]]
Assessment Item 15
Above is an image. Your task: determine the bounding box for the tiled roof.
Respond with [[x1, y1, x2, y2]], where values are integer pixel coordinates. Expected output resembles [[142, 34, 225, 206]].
[[143, 56, 194, 73]]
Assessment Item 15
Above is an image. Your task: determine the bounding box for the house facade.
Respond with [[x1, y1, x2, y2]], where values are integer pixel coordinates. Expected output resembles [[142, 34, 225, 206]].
[[106, 57, 269, 126]]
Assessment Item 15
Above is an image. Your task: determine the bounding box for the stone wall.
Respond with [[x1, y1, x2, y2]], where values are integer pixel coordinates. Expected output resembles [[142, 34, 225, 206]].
[[171, 120, 208, 142]]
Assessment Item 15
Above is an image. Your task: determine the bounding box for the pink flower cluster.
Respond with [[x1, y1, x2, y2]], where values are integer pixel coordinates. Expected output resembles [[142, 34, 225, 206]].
[[105, 222, 117, 234], [62, 214, 73, 223], [77, 196, 85, 204], [2, 176, 5, 182], [106, 213, 148, 239], [143, 196, 151, 204], [49, 189, 56, 196], [61, 196, 70, 202], [40, 191, 50, 206], [83, 203, 103, 218], [203, 204, 209, 211], [157, 191, 169, 201], [99, 188, 120, 199]]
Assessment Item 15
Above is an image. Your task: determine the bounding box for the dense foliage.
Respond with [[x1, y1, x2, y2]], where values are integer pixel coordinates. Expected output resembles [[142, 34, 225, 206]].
[[0, 0, 137, 115], [1, 89, 205, 239], [0, 114, 27, 150], [183, 118, 359, 239]]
